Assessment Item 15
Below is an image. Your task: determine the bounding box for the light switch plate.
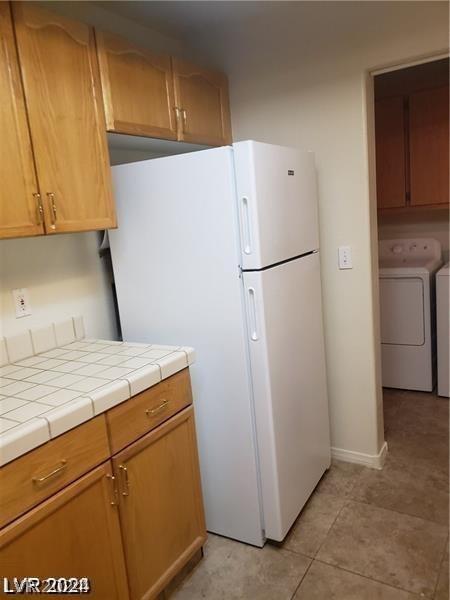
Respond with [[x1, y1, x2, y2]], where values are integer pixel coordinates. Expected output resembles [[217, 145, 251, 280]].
[[338, 246, 353, 269], [12, 288, 31, 318]]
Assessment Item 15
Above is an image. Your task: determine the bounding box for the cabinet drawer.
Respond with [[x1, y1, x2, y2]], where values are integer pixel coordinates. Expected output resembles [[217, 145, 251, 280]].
[[0, 415, 109, 528], [107, 368, 192, 454]]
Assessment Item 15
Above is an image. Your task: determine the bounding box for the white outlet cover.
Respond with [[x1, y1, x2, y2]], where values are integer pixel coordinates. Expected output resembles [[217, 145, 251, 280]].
[[12, 288, 31, 318], [338, 246, 353, 269]]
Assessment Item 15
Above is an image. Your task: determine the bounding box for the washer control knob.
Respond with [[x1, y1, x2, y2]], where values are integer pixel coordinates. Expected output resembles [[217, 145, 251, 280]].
[[392, 244, 403, 254]]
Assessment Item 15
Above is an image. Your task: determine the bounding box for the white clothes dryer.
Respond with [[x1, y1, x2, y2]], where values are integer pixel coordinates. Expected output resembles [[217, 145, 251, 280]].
[[378, 238, 442, 391]]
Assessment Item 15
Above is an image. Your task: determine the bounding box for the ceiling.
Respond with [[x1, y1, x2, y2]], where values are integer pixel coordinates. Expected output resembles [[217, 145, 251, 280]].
[[95, 1, 280, 39]]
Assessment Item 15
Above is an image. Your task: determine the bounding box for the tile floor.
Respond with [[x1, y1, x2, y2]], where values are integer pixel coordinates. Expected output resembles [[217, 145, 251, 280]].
[[170, 389, 449, 599]]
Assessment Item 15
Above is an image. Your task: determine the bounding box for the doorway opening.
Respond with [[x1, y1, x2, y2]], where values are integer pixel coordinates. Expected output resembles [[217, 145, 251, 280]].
[[371, 57, 449, 453]]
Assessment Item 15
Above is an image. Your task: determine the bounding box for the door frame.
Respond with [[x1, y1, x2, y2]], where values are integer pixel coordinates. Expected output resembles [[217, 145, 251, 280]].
[[363, 49, 449, 452]]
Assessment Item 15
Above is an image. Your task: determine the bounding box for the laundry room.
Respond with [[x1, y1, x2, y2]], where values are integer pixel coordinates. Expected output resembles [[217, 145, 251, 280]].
[[374, 58, 449, 424]]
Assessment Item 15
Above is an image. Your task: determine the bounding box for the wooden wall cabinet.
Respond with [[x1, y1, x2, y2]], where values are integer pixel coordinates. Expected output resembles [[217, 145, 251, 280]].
[[374, 96, 407, 210], [409, 86, 449, 207], [0, 463, 129, 599], [96, 30, 178, 140], [0, 2, 116, 239], [172, 57, 232, 146], [11, 2, 116, 235], [113, 407, 206, 600], [0, 3, 43, 239], [96, 30, 232, 147], [374, 60, 449, 213]]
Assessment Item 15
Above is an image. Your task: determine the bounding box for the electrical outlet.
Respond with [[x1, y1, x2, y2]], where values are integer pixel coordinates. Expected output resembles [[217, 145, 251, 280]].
[[12, 288, 31, 318], [338, 246, 353, 269]]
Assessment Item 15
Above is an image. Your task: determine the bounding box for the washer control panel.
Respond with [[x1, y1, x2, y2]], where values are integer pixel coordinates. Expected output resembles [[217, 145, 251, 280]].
[[379, 238, 442, 261]]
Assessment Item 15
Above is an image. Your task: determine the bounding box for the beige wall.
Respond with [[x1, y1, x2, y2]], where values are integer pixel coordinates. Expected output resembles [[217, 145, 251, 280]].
[[189, 1, 449, 460], [0, 3, 184, 342]]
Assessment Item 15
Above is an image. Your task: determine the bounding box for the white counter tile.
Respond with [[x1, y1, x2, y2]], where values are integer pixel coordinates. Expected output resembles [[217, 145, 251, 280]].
[[4, 367, 43, 381], [85, 380, 130, 415], [39, 348, 70, 359], [37, 389, 82, 407], [14, 385, 56, 402], [67, 377, 108, 393], [6, 331, 34, 363], [0, 339, 8, 367], [51, 361, 86, 374], [73, 315, 85, 340], [0, 417, 19, 433], [76, 352, 110, 364], [124, 365, 161, 396], [0, 365, 21, 377], [153, 352, 188, 379], [37, 358, 66, 370], [97, 355, 128, 367], [95, 366, 134, 380], [0, 398, 27, 415], [15, 356, 48, 368], [46, 373, 85, 388], [0, 418, 50, 466], [3, 402, 51, 423], [54, 319, 76, 347], [43, 397, 93, 438], [72, 363, 110, 377], [24, 370, 63, 384], [31, 325, 57, 355], [1, 381, 35, 397]]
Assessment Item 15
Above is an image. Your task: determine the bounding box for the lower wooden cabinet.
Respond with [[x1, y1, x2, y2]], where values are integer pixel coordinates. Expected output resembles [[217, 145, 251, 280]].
[[113, 406, 206, 600], [0, 370, 206, 600], [0, 463, 129, 599]]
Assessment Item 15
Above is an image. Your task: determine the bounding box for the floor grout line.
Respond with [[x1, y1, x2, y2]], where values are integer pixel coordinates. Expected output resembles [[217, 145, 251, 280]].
[[289, 555, 314, 600], [431, 533, 449, 600]]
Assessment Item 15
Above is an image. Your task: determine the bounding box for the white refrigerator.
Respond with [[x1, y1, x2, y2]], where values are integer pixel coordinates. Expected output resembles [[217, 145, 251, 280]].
[[109, 140, 331, 547]]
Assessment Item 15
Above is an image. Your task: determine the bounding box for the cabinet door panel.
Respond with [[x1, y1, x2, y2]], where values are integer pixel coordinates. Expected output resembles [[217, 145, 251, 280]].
[[375, 96, 407, 209], [12, 3, 116, 233], [96, 30, 177, 140], [113, 406, 206, 600], [0, 463, 129, 599], [409, 86, 449, 206], [0, 2, 43, 239], [172, 57, 232, 146]]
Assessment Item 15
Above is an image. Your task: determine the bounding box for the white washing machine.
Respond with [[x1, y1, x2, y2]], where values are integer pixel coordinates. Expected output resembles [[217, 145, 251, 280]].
[[436, 263, 449, 397], [378, 238, 442, 391]]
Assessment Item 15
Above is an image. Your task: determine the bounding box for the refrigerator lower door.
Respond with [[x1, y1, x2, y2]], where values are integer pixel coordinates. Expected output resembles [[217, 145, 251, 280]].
[[243, 252, 331, 541]]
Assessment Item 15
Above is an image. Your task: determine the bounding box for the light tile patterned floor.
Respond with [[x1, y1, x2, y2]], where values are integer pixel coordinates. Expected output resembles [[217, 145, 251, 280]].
[[169, 389, 449, 599]]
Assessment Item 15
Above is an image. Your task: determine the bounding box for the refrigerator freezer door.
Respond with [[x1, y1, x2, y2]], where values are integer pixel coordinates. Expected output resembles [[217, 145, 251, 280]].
[[243, 252, 330, 541], [233, 141, 319, 270], [109, 146, 264, 546]]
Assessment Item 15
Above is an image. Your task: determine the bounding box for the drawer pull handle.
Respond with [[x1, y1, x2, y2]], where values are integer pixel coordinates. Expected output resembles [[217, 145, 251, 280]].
[[119, 465, 129, 496], [32, 460, 67, 486], [146, 399, 169, 417], [47, 192, 57, 229]]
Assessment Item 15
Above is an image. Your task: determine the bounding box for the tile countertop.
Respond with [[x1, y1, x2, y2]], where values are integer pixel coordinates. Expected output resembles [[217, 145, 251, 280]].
[[0, 317, 194, 466]]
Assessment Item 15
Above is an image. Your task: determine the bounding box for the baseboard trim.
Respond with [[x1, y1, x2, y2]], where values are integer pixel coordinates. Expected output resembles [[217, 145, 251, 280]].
[[331, 441, 388, 470]]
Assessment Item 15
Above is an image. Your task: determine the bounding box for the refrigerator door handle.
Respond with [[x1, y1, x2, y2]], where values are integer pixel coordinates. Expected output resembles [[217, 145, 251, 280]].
[[247, 287, 259, 341], [241, 196, 252, 255]]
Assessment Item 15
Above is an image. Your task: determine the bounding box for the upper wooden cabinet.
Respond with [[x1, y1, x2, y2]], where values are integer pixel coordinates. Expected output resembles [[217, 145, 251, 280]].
[[375, 96, 407, 210], [409, 86, 449, 207], [172, 57, 232, 146], [96, 30, 178, 140], [0, 3, 43, 239], [374, 59, 449, 213], [95, 30, 232, 147], [11, 2, 116, 235]]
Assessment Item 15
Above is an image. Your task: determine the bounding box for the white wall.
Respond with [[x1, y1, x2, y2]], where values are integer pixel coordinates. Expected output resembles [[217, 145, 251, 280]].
[[0, 233, 116, 339], [188, 1, 449, 460], [0, 3, 185, 342]]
